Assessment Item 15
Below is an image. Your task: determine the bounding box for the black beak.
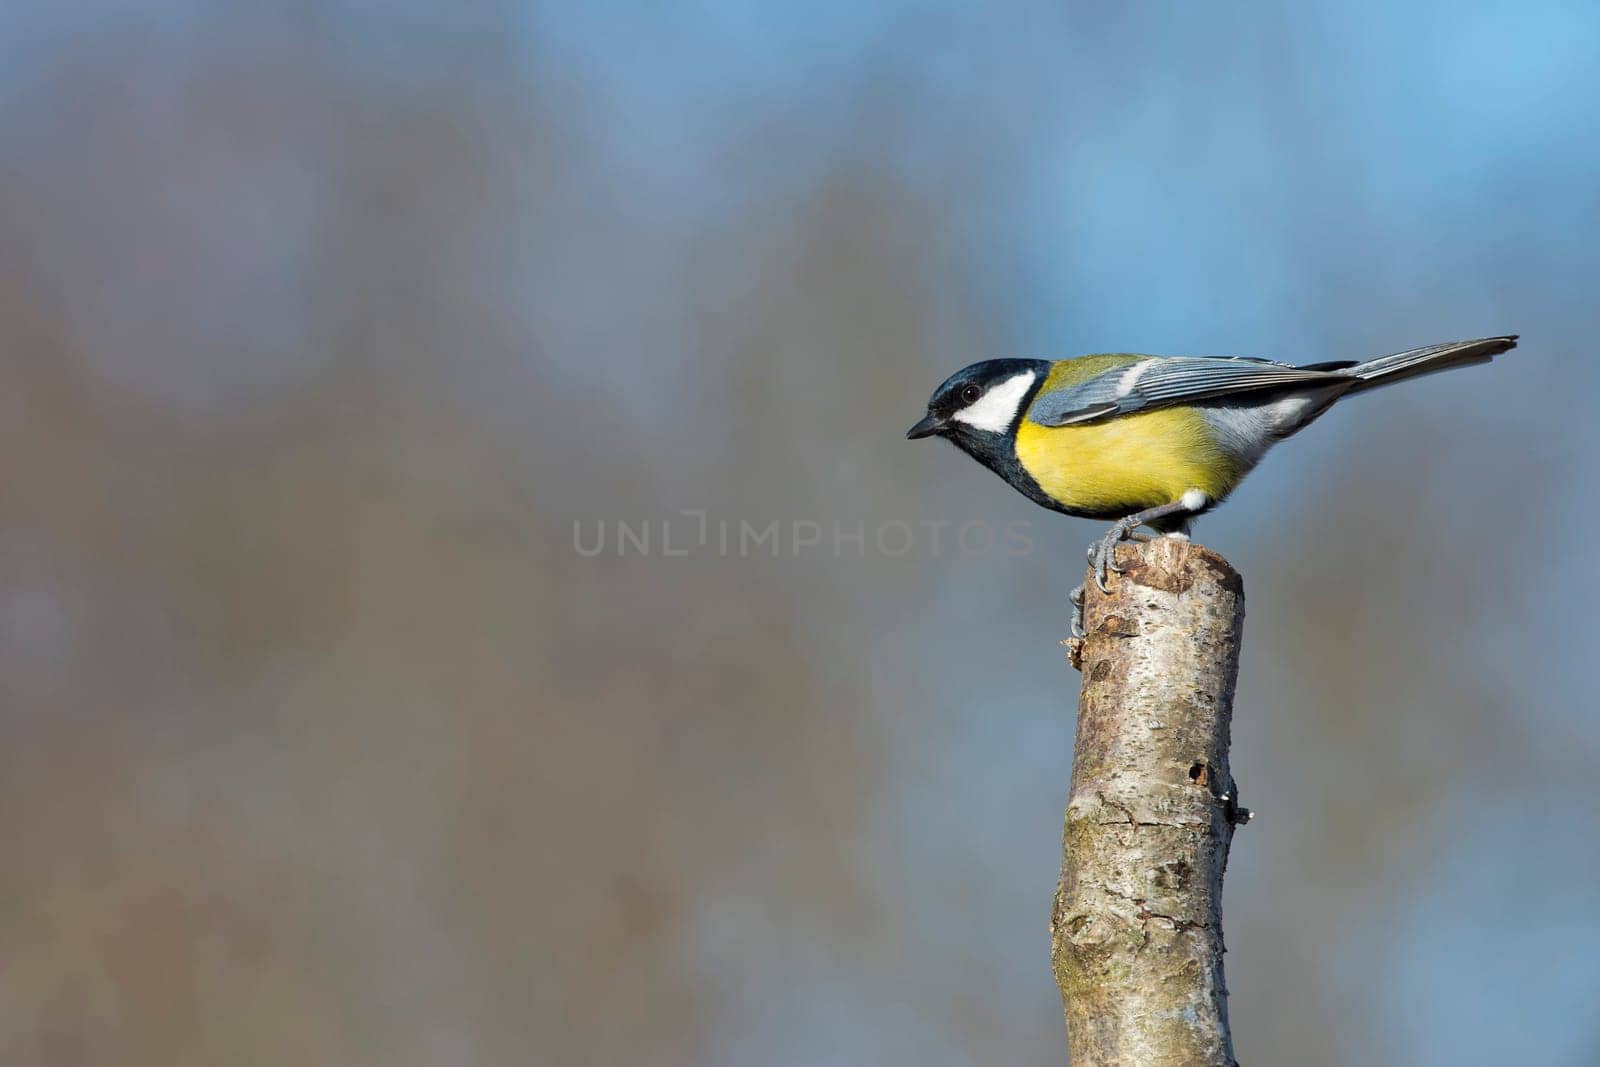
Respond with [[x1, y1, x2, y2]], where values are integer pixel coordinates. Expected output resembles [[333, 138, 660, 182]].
[[906, 413, 944, 440]]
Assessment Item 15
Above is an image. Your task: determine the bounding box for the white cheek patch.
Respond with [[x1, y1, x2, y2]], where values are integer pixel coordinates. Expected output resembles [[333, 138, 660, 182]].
[[951, 372, 1036, 433]]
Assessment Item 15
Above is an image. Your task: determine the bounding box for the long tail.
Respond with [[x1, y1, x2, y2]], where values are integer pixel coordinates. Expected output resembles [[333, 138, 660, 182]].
[[1316, 335, 1518, 394]]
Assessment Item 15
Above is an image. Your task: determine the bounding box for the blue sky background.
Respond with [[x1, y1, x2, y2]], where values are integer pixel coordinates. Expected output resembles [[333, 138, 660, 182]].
[[3, 3, 1599, 1064]]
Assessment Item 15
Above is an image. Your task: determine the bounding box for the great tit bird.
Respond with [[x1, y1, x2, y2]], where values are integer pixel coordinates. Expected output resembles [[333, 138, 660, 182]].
[[907, 335, 1518, 635]]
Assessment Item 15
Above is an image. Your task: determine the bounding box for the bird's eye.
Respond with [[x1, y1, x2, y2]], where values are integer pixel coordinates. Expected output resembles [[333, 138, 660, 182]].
[[959, 384, 982, 404]]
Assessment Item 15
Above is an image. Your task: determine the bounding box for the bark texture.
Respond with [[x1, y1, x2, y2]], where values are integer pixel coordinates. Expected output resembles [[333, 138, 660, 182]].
[[1054, 537, 1249, 1067]]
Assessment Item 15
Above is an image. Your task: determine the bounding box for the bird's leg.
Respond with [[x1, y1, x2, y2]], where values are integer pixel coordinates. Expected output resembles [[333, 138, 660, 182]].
[[1087, 498, 1202, 594]]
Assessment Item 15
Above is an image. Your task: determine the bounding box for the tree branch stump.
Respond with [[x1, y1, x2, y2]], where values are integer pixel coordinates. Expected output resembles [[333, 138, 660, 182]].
[[1053, 537, 1249, 1067]]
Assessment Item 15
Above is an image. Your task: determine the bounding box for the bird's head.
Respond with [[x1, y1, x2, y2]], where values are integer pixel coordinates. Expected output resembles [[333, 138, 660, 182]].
[[906, 359, 1048, 445]]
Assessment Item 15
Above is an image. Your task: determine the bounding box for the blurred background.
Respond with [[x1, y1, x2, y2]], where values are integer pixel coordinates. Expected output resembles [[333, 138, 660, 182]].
[[4, 2, 1599, 1064]]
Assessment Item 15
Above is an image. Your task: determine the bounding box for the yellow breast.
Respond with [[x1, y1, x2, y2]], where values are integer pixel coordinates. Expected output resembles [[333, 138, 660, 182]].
[[1014, 406, 1238, 515]]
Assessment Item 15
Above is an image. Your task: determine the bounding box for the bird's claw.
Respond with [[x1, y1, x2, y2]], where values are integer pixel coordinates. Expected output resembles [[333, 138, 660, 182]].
[[1094, 566, 1114, 595], [1077, 515, 1151, 630], [1089, 519, 1135, 594]]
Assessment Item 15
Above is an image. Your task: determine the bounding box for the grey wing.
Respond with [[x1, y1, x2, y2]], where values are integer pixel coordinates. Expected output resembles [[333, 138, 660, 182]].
[[1028, 356, 1353, 427]]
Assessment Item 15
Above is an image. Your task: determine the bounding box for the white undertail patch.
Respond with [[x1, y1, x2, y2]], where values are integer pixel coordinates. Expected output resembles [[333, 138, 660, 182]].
[[952, 371, 1036, 433], [1196, 386, 1347, 470], [1180, 488, 1208, 511]]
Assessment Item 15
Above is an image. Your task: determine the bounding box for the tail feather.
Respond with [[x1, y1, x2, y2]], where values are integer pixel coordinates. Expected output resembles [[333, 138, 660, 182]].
[[1334, 335, 1518, 393]]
